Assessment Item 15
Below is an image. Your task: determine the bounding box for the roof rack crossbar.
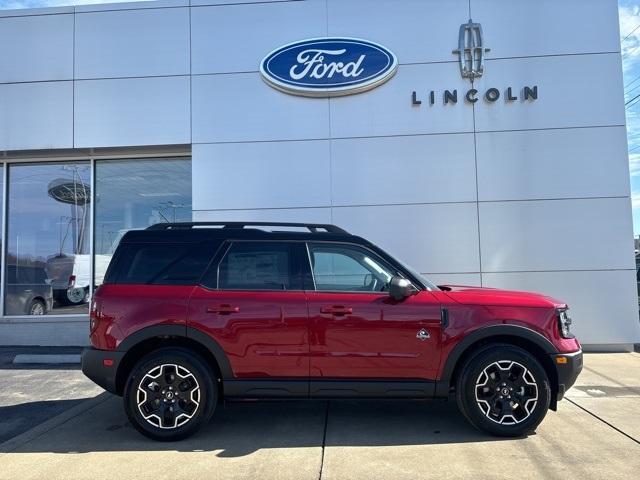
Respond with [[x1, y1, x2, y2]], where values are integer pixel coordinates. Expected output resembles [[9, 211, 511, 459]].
[[146, 222, 349, 234]]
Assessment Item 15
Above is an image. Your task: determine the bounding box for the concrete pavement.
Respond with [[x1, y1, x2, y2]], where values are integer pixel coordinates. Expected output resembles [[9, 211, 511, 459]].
[[0, 353, 639, 480]]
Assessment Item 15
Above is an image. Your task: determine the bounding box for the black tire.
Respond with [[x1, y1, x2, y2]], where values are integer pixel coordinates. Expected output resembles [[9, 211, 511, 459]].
[[28, 299, 46, 315], [456, 344, 551, 437], [123, 348, 217, 441]]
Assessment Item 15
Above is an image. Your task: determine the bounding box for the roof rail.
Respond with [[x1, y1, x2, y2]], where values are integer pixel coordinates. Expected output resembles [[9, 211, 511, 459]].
[[146, 222, 349, 234]]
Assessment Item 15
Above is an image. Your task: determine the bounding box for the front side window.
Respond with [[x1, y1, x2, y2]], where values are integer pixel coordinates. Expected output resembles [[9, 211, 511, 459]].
[[308, 243, 394, 292], [218, 242, 300, 291]]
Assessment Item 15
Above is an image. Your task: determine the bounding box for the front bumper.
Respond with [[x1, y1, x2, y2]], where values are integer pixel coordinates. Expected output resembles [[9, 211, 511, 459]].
[[81, 347, 126, 395], [552, 349, 583, 401]]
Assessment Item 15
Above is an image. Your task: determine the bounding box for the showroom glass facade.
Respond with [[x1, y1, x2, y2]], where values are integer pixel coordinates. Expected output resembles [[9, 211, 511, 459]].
[[0, 156, 191, 317]]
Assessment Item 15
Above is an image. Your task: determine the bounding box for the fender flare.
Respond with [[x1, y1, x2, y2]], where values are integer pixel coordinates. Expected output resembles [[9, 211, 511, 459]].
[[117, 324, 234, 379], [435, 324, 557, 397]]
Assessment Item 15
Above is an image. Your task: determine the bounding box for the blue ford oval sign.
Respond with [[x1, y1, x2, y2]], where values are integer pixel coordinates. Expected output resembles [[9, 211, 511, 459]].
[[260, 37, 398, 97]]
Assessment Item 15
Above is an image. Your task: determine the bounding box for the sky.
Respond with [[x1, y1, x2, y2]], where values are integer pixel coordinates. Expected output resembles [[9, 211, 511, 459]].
[[2, 0, 640, 233]]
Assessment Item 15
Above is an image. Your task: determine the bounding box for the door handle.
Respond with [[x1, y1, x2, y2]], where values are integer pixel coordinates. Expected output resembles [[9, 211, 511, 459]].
[[206, 304, 240, 315], [320, 305, 353, 316]]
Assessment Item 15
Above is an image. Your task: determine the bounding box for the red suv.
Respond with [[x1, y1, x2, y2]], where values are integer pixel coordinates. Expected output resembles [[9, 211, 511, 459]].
[[82, 222, 582, 441]]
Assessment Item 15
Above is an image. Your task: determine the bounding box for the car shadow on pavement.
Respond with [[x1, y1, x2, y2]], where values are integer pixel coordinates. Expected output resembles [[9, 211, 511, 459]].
[[0, 394, 514, 456]]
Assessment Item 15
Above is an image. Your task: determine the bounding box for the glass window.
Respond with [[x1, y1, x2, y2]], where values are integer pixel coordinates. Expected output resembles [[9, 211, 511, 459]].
[[115, 243, 213, 285], [308, 243, 394, 292], [94, 157, 192, 288], [5, 162, 91, 315], [218, 242, 299, 291]]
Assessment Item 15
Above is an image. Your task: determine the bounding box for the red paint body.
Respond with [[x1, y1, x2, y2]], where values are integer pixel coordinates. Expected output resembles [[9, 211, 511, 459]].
[[91, 282, 580, 382]]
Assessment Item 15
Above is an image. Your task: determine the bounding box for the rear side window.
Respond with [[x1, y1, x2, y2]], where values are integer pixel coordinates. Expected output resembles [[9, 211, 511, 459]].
[[116, 243, 214, 285], [217, 242, 301, 290]]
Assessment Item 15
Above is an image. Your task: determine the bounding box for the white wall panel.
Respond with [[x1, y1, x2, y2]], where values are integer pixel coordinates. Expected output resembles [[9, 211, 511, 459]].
[[0, 81, 73, 151], [75, 7, 190, 79], [423, 273, 481, 287], [332, 203, 480, 274], [75, 0, 188, 12], [476, 127, 630, 201], [330, 63, 473, 138], [191, 0, 292, 5], [474, 0, 620, 59], [328, 0, 467, 65], [192, 141, 331, 210], [482, 270, 640, 345], [191, 0, 326, 74], [331, 133, 476, 205], [479, 198, 635, 272], [194, 207, 332, 224], [74, 76, 190, 148], [0, 14, 73, 83], [192, 73, 330, 143], [474, 54, 625, 132]]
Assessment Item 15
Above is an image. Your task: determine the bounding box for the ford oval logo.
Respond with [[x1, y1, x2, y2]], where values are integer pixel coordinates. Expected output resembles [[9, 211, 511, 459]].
[[260, 37, 398, 97]]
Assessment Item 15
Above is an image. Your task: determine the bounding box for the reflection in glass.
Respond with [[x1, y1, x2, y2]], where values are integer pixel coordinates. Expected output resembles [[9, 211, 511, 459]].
[[5, 163, 91, 315], [94, 158, 192, 287]]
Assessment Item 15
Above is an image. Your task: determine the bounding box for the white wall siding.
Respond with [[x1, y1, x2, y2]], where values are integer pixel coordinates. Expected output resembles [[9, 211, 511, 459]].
[[192, 141, 331, 210], [191, 0, 327, 75], [0, 13, 73, 83], [476, 127, 631, 201], [74, 76, 190, 148], [0, 81, 73, 151], [75, 7, 190, 79]]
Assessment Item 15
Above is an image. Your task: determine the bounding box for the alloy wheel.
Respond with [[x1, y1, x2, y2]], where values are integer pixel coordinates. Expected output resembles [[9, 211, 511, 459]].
[[136, 363, 201, 429], [474, 360, 538, 425]]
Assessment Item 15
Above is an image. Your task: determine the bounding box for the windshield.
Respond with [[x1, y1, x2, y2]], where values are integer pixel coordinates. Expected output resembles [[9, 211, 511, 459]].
[[399, 261, 440, 291]]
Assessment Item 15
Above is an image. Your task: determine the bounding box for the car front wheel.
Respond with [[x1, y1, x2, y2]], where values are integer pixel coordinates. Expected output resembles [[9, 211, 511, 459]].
[[123, 348, 217, 441], [456, 344, 551, 437]]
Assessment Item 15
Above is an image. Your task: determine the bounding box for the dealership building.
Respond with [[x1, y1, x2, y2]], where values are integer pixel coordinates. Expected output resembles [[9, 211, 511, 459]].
[[0, 0, 638, 349]]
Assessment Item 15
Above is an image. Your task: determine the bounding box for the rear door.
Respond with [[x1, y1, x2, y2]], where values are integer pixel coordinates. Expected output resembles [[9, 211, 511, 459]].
[[187, 241, 310, 385]]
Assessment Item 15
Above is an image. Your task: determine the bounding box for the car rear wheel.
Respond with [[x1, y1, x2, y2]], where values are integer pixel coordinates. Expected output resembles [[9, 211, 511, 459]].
[[456, 344, 551, 437], [28, 299, 46, 315], [124, 348, 217, 441]]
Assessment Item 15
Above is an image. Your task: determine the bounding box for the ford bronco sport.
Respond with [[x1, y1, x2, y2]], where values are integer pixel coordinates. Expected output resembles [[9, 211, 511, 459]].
[[82, 222, 582, 441]]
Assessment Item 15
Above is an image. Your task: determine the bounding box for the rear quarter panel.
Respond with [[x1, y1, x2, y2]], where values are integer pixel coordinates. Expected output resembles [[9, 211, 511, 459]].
[[90, 284, 194, 349]]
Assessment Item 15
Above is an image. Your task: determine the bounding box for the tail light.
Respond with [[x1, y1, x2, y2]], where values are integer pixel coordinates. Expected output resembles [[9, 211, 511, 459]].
[[89, 298, 99, 334], [68, 275, 76, 288]]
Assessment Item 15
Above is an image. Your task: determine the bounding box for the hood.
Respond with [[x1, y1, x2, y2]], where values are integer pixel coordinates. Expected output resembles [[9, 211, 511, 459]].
[[439, 285, 566, 309]]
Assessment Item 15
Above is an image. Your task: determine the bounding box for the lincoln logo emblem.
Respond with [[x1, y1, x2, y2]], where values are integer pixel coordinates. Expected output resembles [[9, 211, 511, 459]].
[[453, 19, 490, 79], [411, 20, 538, 106]]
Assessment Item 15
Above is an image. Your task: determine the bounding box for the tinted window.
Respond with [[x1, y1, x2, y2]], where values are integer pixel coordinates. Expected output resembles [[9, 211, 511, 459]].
[[308, 243, 394, 292], [218, 242, 299, 290], [117, 243, 213, 285]]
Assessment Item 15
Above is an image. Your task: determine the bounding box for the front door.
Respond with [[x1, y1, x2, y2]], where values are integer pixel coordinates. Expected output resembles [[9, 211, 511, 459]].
[[187, 241, 309, 381], [306, 242, 442, 380]]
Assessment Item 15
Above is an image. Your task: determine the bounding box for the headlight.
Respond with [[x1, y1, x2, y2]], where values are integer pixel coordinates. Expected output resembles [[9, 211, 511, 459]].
[[558, 308, 574, 339]]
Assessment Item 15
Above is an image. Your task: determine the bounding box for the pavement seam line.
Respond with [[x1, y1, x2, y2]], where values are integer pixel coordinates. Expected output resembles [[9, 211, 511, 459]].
[[0, 391, 112, 456], [318, 400, 330, 480], [565, 398, 640, 445]]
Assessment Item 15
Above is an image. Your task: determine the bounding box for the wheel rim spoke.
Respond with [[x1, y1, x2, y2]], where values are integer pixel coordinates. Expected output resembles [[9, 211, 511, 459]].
[[475, 360, 538, 425], [136, 363, 201, 429]]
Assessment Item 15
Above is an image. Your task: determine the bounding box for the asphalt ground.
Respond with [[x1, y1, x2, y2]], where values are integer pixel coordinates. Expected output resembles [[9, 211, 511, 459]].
[[0, 350, 638, 480]]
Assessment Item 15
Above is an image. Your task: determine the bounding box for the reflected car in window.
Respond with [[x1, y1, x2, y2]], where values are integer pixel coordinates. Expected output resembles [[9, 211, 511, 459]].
[[5, 264, 54, 316]]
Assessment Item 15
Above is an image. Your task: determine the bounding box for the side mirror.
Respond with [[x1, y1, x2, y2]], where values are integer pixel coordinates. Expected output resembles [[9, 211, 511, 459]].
[[389, 276, 414, 301]]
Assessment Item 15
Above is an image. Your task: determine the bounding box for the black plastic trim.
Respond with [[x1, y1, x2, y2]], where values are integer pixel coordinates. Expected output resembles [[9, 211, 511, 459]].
[[81, 348, 126, 394], [116, 324, 234, 379], [553, 349, 583, 400], [310, 380, 435, 398], [224, 380, 309, 398], [434, 324, 558, 398]]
